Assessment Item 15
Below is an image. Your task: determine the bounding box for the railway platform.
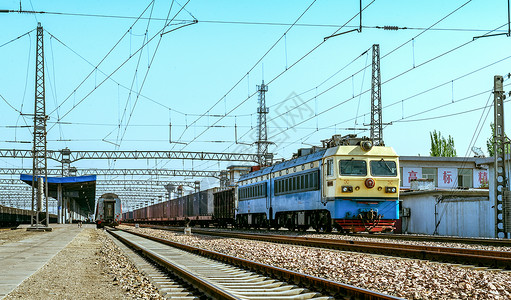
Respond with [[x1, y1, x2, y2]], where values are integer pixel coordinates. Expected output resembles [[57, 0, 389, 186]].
[[0, 224, 82, 298]]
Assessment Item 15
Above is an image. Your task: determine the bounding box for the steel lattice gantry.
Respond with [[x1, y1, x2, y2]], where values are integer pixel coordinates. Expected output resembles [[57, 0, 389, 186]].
[[370, 44, 383, 146], [0, 149, 260, 163], [30, 22, 50, 229], [255, 80, 272, 166], [96, 179, 198, 188], [0, 168, 220, 178]]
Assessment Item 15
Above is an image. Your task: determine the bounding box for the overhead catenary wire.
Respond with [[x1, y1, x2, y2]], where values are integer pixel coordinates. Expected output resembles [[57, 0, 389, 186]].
[[118, 0, 195, 147], [171, 0, 319, 149], [185, 1, 378, 172], [115, 0, 157, 147], [263, 0, 477, 141], [193, 0, 479, 169], [47, 0, 156, 118], [46, 1, 196, 133], [278, 88, 509, 155], [267, 20, 506, 143], [3, 8, 509, 33], [175, 0, 377, 154], [0, 29, 35, 49], [42, 29, 250, 118]]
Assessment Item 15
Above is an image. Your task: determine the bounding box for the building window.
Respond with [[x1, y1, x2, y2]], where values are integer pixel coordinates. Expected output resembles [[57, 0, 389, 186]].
[[458, 168, 473, 188], [422, 168, 437, 186]]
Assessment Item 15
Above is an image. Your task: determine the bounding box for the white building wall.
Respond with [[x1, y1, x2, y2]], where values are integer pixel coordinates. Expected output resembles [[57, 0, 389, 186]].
[[402, 191, 492, 238]]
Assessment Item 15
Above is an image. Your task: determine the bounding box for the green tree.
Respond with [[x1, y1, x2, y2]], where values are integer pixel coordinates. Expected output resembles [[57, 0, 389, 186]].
[[430, 130, 457, 157], [487, 122, 510, 157]]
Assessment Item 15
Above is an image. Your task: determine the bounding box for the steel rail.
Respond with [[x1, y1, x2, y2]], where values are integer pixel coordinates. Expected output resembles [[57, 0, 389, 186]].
[[118, 227, 402, 300], [108, 229, 241, 300], [135, 225, 511, 270], [349, 232, 511, 247]]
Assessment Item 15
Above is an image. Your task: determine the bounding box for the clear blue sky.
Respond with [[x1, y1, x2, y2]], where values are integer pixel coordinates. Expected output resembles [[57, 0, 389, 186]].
[[1, 0, 510, 187]]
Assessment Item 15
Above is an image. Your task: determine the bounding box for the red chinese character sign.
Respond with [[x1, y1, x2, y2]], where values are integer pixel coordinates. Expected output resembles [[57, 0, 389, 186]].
[[402, 167, 422, 188], [473, 169, 489, 188], [437, 168, 457, 188]]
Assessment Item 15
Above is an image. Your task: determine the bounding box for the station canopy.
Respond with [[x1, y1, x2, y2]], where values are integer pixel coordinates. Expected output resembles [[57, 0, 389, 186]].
[[20, 174, 97, 215]]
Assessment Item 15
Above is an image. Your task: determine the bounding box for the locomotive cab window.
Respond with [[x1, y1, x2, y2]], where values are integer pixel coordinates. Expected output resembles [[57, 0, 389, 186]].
[[326, 159, 334, 177], [370, 159, 397, 176], [339, 159, 367, 176]]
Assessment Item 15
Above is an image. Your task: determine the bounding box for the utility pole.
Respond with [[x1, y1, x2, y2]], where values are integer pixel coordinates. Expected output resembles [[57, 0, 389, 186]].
[[493, 75, 509, 238], [370, 44, 384, 146], [255, 80, 272, 166], [29, 23, 51, 231]]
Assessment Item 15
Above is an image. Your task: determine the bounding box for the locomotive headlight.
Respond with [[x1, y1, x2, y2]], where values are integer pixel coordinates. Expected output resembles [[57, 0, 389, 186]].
[[385, 186, 397, 193], [360, 140, 373, 151], [365, 178, 375, 189], [341, 186, 353, 193]]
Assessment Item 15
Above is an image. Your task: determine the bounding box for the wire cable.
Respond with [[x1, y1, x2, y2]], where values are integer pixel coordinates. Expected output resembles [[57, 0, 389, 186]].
[[46, 2, 194, 133], [118, 0, 194, 146], [172, 0, 319, 149], [47, 0, 156, 118], [177, 0, 377, 153]]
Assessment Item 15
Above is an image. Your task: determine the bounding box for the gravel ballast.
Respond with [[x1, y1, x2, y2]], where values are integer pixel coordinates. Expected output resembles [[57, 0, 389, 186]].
[[3, 226, 161, 300], [124, 226, 511, 300]]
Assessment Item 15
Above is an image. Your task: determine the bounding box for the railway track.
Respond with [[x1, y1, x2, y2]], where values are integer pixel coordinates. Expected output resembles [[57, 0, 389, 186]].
[[349, 232, 511, 247], [107, 227, 401, 300], [129, 225, 511, 270]]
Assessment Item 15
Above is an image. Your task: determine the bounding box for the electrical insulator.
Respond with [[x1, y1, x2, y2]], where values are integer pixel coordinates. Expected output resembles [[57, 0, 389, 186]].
[[384, 26, 399, 31]]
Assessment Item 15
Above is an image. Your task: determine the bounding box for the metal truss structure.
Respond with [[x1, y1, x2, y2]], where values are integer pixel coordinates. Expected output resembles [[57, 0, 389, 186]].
[[0, 178, 197, 188], [0, 179, 26, 185], [97, 179, 197, 188], [255, 80, 272, 166], [31, 23, 49, 228], [370, 44, 383, 146], [0, 149, 260, 163], [0, 185, 32, 191], [0, 168, 220, 178], [96, 186, 168, 193]]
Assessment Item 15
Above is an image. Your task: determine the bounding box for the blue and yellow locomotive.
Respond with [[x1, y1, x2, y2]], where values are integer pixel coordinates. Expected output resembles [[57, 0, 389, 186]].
[[236, 135, 399, 233]]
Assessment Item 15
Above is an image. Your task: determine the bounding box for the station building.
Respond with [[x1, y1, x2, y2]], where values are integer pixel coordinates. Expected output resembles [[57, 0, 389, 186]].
[[398, 156, 500, 238]]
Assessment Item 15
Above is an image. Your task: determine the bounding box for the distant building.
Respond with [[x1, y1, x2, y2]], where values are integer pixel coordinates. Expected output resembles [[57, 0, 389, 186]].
[[398, 156, 500, 238], [220, 165, 251, 188], [400, 156, 489, 190]]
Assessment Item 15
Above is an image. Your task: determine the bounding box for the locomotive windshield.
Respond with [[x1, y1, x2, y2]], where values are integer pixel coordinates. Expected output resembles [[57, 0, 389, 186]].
[[370, 160, 397, 176], [339, 160, 367, 176]]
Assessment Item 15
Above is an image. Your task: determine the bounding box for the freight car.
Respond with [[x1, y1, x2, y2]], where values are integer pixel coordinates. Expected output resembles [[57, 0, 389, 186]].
[[0, 204, 57, 227], [237, 135, 399, 233], [126, 188, 217, 227], [213, 188, 236, 228], [95, 193, 122, 228]]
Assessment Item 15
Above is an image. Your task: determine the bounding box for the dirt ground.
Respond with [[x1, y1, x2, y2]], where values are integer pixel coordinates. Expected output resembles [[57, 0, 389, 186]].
[[4, 227, 128, 300]]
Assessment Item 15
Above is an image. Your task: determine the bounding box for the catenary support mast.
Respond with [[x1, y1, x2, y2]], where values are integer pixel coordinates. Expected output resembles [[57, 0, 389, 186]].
[[30, 22, 50, 230], [494, 75, 509, 238], [370, 44, 384, 146], [256, 80, 272, 166]]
